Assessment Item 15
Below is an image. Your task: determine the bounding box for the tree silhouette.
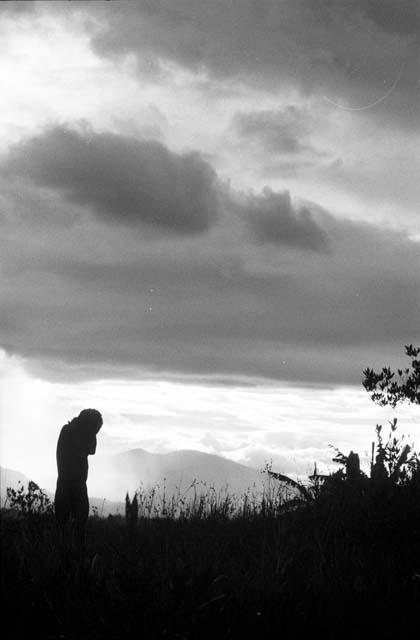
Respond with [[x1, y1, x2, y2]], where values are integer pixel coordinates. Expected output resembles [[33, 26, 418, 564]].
[[363, 344, 420, 408]]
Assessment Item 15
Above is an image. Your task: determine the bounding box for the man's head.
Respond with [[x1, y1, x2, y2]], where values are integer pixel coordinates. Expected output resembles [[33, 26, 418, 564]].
[[78, 408, 103, 433]]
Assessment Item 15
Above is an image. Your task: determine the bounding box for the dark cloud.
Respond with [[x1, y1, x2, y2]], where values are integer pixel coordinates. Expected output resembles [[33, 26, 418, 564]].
[[1, 125, 330, 252], [2, 125, 219, 234], [82, 1, 417, 127], [237, 188, 330, 252], [317, 0, 419, 36], [1, 2, 418, 394], [1, 176, 419, 386]]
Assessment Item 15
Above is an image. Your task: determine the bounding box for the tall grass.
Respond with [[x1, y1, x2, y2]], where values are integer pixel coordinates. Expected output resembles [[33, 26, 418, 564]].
[[124, 476, 299, 520], [2, 464, 420, 640]]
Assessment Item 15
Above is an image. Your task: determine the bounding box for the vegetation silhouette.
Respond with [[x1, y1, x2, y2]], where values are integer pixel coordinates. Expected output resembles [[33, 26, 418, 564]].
[[363, 343, 420, 407], [268, 343, 420, 497], [2, 348, 419, 639], [54, 408, 103, 538], [6, 479, 53, 516]]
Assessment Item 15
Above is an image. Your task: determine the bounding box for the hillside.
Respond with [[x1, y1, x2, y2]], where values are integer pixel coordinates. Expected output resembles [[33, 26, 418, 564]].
[[89, 448, 267, 502], [1, 448, 270, 514]]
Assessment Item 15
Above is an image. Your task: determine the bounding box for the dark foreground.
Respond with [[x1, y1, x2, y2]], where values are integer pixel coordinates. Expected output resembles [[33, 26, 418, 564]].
[[2, 481, 420, 640]]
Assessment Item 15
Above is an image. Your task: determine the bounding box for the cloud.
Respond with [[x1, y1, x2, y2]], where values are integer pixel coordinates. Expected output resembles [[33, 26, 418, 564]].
[[236, 188, 330, 252], [318, 0, 419, 37], [0, 2, 36, 16], [1, 166, 419, 387], [83, 1, 417, 127], [1, 124, 330, 252], [2, 125, 220, 234], [230, 101, 419, 224], [233, 107, 312, 155]]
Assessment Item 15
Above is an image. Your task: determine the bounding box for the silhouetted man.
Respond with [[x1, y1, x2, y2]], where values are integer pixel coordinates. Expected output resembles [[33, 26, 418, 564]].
[[55, 408, 103, 531]]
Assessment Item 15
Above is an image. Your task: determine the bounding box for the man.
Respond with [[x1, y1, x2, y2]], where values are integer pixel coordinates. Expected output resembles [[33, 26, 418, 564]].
[[55, 408, 103, 530]]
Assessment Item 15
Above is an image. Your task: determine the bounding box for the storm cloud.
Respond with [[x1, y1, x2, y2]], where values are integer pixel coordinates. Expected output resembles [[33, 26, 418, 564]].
[[237, 188, 330, 252], [84, 0, 418, 127], [1, 164, 419, 385], [1, 125, 330, 252], [2, 125, 219, 234], [0, 3, 418, 389]]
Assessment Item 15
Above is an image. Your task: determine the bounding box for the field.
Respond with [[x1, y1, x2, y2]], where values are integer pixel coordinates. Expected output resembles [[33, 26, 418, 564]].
[[2, 471, 420, 640]]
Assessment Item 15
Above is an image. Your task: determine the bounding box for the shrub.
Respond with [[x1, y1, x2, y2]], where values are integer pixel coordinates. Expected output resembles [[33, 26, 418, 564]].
[[6, 480, 54, 516]]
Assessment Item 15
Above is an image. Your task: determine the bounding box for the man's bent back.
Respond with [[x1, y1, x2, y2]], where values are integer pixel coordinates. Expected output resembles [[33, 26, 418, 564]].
[[55, 408, 102, 528]]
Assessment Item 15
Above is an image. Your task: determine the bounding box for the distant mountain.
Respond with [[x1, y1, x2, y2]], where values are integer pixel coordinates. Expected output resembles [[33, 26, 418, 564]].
[[2, 449, 271, 515], [90, 448, 267, 502]]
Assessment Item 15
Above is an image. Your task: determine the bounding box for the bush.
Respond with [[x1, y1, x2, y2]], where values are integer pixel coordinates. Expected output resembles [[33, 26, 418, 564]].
[[5, 480, 54, 516]]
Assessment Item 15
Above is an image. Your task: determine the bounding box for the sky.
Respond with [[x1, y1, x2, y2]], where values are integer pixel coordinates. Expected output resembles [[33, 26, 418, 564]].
[[0, 1, 419, 490]]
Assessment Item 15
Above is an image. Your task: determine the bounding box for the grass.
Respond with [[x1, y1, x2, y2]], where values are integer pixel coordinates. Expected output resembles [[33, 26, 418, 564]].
[[2, 472, 420, 640]]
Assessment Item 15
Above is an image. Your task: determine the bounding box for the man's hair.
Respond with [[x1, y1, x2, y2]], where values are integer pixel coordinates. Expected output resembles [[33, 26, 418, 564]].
[[78, 408, 103, 432]]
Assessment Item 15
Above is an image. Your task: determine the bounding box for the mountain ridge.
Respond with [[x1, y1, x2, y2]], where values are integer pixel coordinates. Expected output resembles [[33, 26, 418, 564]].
[[2, 448, 271, 512], [90, 447, 266, 501]]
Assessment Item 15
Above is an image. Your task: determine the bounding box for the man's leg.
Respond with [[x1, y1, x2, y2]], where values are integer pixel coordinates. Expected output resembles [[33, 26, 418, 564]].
[[54, 480, 71, 530], [73, 484, 89, 551]]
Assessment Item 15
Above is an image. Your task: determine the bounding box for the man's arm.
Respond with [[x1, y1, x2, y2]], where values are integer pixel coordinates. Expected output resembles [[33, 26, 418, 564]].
[[86, 430, 97, 455]]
